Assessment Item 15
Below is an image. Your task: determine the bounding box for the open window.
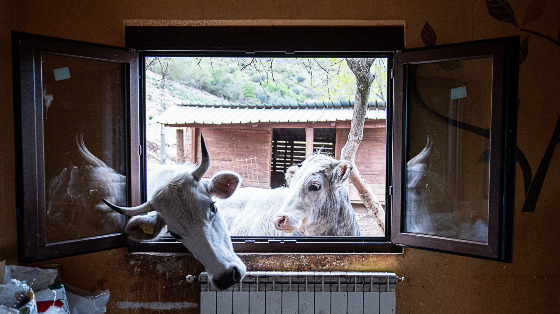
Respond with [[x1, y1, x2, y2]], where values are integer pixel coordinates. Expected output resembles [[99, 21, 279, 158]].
[[392, 37, 518, 261], [12, 32, 140, 262], [13, 27, 517, 262]]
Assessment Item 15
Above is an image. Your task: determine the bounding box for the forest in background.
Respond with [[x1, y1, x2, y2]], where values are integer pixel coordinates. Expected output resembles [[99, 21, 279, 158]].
[[146, 57, 387, 107]]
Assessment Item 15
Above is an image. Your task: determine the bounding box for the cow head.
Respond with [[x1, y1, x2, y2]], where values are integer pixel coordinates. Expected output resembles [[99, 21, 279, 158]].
[[273, 154, 354, 236], [47, 134, 126, 241], [103, 135, 246, 291]]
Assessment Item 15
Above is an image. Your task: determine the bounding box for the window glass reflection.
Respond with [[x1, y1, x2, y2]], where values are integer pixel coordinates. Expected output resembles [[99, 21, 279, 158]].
[[404, 58, 492, 243], [42, 53, 127, 242]]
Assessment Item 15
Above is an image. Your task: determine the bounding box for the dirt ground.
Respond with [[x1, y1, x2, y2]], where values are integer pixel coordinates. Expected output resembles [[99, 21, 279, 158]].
[[353, 203, 384, 237]]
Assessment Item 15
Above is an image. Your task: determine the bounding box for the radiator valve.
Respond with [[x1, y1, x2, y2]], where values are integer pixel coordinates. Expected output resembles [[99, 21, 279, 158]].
[[186, 274, 197, 284]]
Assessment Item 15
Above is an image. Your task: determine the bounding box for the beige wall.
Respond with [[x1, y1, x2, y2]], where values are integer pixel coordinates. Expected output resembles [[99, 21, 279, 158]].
[[2, 1, 559, 313]]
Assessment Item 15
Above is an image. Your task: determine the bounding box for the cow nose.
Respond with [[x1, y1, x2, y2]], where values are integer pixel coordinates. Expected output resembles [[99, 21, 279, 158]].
[[274, 216, 286, 230], [213, 266, 242, 291]]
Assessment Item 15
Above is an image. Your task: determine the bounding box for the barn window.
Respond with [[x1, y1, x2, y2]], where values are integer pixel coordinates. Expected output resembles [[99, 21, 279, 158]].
[[13, 27, 517, 262], [271, 128, 336, 188]]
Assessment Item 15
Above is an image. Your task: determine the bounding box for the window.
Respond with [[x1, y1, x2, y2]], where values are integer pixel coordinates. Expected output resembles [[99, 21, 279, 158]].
[[271, 128, 337, 188], [143, 54, 389, 242], [392, 38, 518, 260], [13, 27, 517, 262], [12, 32, 139, 262]]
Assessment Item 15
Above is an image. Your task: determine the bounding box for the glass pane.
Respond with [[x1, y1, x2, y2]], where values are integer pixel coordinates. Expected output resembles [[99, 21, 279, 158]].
[[404, 57, 492, 243], [42, 53, 127, 242]]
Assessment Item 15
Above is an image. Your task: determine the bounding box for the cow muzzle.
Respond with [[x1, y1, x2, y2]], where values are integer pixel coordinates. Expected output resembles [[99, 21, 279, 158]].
[[273, 215, 302, 233], [212, 266, 244, 291]]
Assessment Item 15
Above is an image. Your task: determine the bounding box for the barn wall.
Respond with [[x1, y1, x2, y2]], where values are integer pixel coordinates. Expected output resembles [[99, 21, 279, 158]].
[[337, 123, 387, 203], [195, 127, 273, 188], [1, 1, 560, 313]]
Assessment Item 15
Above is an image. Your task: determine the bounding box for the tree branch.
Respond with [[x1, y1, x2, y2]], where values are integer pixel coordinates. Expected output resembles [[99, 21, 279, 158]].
[[342, 58, 385, 233]]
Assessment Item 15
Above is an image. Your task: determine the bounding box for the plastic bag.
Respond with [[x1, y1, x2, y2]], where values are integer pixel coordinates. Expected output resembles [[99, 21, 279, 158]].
[[0, 279, 37, 314], [4, 265, 58, 292], [65, 285, 110, 314], [35, 283, 69, 314]]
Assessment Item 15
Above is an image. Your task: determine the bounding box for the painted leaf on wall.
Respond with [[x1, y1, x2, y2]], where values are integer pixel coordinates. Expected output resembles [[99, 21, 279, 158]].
[[522, 0, 545, 26], [486, 0, 519, 27], [519, 36, 530, 65], [421, 22, 437, 46]]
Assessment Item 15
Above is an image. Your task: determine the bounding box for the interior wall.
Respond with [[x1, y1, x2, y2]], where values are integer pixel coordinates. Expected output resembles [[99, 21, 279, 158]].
[[2, 0, 559, 313]]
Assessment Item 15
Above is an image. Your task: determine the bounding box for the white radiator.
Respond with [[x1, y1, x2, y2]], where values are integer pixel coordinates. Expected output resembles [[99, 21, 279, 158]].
[[199, 271, 398, 314]]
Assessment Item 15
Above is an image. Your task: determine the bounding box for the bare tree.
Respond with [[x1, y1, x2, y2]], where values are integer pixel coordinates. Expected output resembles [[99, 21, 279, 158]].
[[341, 58, 385, 234]]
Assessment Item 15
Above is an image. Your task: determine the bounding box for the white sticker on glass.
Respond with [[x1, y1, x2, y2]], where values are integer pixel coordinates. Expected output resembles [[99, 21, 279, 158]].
[[53, 67, 71, 81]]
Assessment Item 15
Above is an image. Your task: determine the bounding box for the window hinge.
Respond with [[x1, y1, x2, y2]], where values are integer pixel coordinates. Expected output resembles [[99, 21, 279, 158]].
[[388, 186, 393, 196], [390, 68, 394, 79], [139, 145, 142, 156]]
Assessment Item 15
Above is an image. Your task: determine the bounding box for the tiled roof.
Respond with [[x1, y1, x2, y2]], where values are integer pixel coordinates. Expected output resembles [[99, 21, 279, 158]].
[[155, 101, 386, 126]]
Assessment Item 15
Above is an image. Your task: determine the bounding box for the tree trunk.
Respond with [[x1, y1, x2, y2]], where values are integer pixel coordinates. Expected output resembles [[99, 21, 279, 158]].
[[342, 58, 386, 234]]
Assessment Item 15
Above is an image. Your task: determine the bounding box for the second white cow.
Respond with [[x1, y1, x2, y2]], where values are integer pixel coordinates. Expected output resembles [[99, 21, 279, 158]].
[[218, 154, 361, 237]]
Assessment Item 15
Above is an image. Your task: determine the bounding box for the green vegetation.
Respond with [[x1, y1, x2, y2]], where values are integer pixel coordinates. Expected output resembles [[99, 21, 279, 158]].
[[146, 57, 387, 105]]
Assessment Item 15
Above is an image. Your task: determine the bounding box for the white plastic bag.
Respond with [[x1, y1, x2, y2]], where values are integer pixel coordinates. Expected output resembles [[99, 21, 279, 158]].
[[4, 265, 58, 292], [0, 279, 37, 314], [65, 285, 110, 314]]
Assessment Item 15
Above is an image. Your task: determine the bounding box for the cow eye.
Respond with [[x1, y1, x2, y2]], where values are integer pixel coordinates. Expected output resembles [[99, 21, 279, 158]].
[[210, 203, 218, 217], [309, 182, 321, 191]]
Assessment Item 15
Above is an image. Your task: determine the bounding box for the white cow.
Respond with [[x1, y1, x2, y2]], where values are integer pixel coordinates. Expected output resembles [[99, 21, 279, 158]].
[[47, 134, 126, 241], [406, 136, 488, 242], [103, 136, 246, 290], [218, 154, 361, 237]]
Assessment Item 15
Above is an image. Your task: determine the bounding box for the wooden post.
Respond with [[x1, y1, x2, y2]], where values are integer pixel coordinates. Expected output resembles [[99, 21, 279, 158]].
[[192, 127, 199, 163], [305, 128, 314, 158], [176, 128, 185, 164], [185, 127, 192, 161]]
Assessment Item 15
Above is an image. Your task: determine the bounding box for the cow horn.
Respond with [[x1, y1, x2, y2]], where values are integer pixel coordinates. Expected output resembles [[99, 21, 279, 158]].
[[76, 133, 108, 168], [102, 199, 153, 216], [407, 135, 432, 167], [192, 134, 209, 182]]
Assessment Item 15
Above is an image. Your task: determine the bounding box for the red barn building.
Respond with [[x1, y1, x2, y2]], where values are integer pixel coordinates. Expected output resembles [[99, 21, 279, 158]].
[[154, 101, 387, 204]]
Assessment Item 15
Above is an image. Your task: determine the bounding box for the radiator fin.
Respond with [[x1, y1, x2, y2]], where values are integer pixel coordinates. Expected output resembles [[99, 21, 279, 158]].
[[200, 271, 397, 313]]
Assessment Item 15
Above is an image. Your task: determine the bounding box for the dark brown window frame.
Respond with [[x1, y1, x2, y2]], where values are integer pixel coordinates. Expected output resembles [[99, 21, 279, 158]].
[[128, 26, 402, 254], [12, 32, 140, 262], [391, 37, 518, 262]]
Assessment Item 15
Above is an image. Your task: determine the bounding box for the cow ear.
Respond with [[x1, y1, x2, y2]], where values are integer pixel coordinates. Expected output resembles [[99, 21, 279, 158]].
[[284, 165, 299, 187], [125, 212, 166, 240], [209, 171, 241, 199], [333, 160, 353, 185]]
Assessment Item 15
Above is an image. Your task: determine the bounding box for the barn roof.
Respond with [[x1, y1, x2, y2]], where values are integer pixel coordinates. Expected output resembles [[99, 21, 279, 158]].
[[154, 101, 386, 126]]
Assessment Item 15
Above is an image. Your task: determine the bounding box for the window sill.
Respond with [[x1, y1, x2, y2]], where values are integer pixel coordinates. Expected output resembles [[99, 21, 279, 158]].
[[128, 237, 402, 254]]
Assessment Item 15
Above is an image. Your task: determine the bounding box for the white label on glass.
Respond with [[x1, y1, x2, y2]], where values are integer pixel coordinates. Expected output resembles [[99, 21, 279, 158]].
[[451, 86, 467, 100], [53, 67, 71, 81]]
